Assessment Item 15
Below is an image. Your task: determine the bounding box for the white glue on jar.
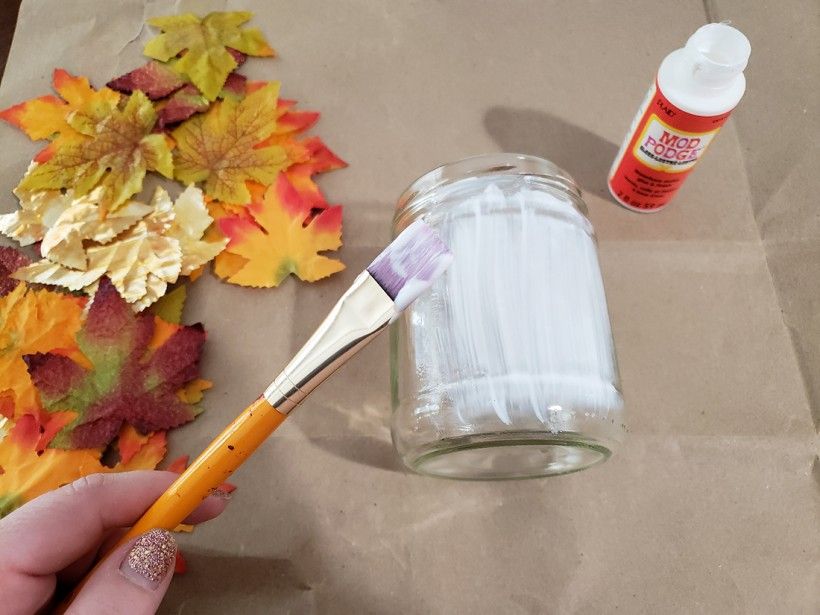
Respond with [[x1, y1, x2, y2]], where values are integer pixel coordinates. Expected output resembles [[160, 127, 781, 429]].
[[391, 154, 625, 480], [608, 22, 751, 212]]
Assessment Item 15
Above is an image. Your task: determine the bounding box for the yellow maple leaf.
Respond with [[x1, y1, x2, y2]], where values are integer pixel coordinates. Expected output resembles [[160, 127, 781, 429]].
[[0, 69, 120, 163], [176, 378, 213, 404], [212, 175, 344, 287], [16, 91, 173, 213], [172, 82, 287, 204], [145, 11, 275, 100], [13, 187, 225, 310], [0, 284, 85, 418]]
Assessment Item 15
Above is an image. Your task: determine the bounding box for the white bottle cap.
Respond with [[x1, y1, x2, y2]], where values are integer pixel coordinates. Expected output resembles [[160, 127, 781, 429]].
[[685, 23, 751, 86]]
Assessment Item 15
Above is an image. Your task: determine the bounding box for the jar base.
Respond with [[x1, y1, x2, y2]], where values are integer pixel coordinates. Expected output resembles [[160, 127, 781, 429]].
[[403, 431, 611, 480]]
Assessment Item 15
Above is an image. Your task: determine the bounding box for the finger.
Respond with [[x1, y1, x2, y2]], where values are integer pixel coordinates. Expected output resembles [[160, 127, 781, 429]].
[[0, 471, 228, 576], [66, 529, 177, 615], [57, 528, 123, 587]]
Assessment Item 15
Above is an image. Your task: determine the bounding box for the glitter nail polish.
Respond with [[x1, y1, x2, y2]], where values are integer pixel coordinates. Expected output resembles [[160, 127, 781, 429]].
[[120, 528, 177, 589]]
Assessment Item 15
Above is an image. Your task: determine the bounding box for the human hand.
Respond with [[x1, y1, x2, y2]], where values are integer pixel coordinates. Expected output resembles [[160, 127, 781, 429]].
[[0, 471, 229, 614]]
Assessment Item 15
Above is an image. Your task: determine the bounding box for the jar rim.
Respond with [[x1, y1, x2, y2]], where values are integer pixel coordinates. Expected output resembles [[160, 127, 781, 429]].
[[395, 153, 583, 228]]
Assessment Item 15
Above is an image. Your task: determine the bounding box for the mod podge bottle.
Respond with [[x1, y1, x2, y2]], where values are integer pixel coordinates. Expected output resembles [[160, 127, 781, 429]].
[[608, 23, 751, 212]]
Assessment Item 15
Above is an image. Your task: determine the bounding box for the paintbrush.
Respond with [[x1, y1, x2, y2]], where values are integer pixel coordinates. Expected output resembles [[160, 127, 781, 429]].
[[119, 219, 453, 540]]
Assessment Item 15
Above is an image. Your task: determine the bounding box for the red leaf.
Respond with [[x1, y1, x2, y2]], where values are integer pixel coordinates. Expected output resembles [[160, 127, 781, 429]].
[[167, 454, 189, 474], [107, 61, 186, 100], [8, 411, 76, 451], [25, 278, 206, 449], [227, 47, 247, 67], [166, 452, 234, 493], [285, 138, 348, 208], [174, 550, 187, 574], [0, 391, 14, 419], [158, 85, 209, 129], [222, 73, 247, 98], [0, 247, 31, 296], [276, 108, 319, 134]]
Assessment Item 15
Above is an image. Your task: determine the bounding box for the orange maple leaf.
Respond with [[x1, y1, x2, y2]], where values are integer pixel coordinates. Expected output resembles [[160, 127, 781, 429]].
[[16, 92, 174, 213], [0, 69, 119, 163], [0, 430, 167, 516], [0, 283, 85, 419], [211, 175, 343, 287]]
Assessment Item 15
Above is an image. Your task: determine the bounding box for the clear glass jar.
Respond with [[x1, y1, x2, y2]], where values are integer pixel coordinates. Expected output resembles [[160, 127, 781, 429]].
[[390, 154, 625, 480]]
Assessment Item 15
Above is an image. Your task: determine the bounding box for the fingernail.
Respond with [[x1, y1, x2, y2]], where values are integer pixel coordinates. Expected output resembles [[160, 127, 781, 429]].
[[212, 488, 233, 500], [120, 529, 177, 589]]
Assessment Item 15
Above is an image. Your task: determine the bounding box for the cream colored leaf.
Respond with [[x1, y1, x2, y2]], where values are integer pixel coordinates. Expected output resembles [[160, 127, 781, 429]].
[[12, 186, 221, 310], [13, 259, 106, 291], [41, 192, 152, 269], [167, 185, 228, 275], [0, 181, 76, 246]]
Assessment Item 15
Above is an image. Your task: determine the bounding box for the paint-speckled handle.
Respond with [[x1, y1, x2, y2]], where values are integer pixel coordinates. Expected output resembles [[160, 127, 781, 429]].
[[122, 397, 287, 541]]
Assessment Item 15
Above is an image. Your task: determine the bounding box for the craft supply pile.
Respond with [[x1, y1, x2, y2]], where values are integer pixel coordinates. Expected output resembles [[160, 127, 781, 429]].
[[0, 11, 347, 520]]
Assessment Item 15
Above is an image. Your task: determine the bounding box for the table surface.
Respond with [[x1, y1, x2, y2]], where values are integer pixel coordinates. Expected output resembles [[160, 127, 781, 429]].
[[1, 1, 818, 613]]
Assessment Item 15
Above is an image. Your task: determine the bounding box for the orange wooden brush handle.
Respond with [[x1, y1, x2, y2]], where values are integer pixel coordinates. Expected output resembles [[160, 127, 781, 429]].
[[121, 397, 287, 542]]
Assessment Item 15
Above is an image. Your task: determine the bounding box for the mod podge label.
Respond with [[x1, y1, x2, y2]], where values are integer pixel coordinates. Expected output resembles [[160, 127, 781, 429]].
[[608, 81, 732, 211], [633, 116, 717, 172]]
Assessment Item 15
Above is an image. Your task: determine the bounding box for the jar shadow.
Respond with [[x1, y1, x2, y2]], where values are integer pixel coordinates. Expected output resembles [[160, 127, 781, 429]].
[[483, 106, 619, 201], [287, 237, 406, 474]]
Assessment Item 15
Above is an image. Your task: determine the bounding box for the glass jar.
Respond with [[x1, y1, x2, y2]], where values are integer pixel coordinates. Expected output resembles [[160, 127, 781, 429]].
[[390, 154, 625, 480]]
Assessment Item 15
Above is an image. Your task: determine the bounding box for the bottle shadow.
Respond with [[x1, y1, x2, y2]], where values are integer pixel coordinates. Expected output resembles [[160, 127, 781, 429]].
[[483, 106, 619, 201]]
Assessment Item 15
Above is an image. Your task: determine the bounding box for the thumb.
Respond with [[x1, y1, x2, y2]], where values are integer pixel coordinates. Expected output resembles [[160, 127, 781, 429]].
[[66, 529, 177, 615]]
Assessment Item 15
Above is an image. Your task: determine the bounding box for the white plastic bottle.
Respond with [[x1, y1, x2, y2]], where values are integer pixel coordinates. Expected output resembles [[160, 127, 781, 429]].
[[608, 23, 751, 212]]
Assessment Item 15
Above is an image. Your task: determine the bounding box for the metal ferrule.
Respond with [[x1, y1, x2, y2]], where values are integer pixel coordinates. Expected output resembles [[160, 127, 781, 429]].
[[263, 271, 397, 414]]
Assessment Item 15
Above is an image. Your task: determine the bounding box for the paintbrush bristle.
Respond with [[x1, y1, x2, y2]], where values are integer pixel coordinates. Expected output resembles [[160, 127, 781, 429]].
[[367, 219, 453, 311]]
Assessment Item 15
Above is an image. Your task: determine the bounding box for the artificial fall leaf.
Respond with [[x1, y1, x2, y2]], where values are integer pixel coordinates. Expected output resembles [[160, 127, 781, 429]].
[[213, 174, 344, 287], [24, 278, 205, 449], [170, 185, 229, 275], [0, 393, 14, 419], [166, 454, 234, 494], [144, 12, 274, 100], [172, 83, 287, 203], [158, 84, 208, 128], [0, 247, 30, 296], [116, 424, 151, 465], [0, 69, 119, 163], [114, 430, 168, 470], [7, 411, 77, 452], [0, 185, 85, 247], [188, 265, 205, 282], [14, 189, 182, 311], [0, 429, 167, 516], [0, 441, 104, 516], [14, 186, 225, 310], [175, 551, 188, 574], [285, 137, 348, 208], [275, 98, 320, 135], [176, 378, 212, 405], [17, 91, 173, 213], [157, 72, 247, 128], [107, 61, 186, 100], [149, 284, 187, 324], [0, 279, 85, 418], [166, 454, 189, 473], [38, 188, 153, 270]]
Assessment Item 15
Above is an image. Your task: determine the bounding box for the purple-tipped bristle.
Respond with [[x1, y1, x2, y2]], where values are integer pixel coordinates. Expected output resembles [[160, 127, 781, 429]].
[[367, 219, 453, 311]]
